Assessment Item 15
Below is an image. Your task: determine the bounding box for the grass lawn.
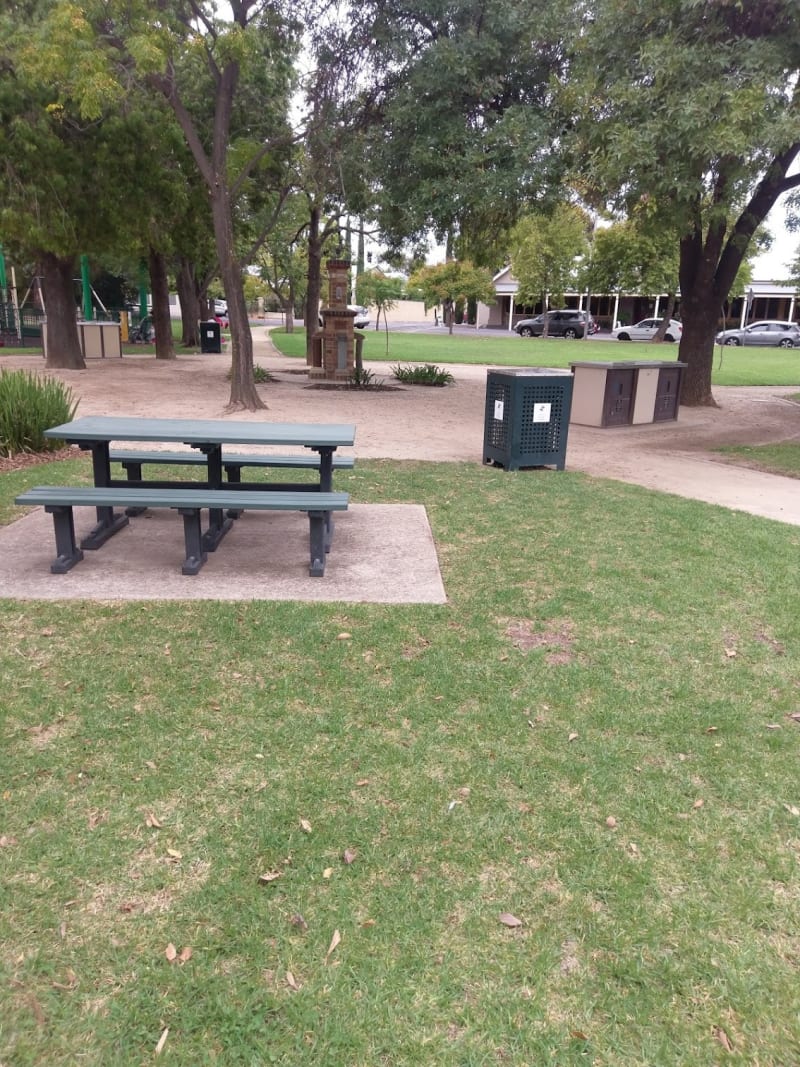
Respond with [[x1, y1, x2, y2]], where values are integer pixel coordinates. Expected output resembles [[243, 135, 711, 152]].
[[2, 455, 800, 1065], [715, 442, 800, 479], [268, 327, 800, 387]]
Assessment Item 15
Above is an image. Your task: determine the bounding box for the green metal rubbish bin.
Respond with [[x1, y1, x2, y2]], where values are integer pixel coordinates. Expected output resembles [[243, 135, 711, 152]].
[[483, 368, 574, 470], [200, 320, 222, 354]]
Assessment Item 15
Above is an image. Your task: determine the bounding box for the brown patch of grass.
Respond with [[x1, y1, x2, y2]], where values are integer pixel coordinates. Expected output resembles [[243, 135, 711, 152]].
[[26, 717, 73, 748], [502, 619, 576, 664]]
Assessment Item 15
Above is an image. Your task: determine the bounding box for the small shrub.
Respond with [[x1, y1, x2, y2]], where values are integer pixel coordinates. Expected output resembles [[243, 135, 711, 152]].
[[391, 363, 455, 386], [349, 367, 376, 389], [224, 364, 274, 383], [0, 369, 78, 457]]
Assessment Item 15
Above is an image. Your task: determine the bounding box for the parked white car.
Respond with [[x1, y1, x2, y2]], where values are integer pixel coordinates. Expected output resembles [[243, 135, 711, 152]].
[[612, 318, 683, 342], [318, 305, 370, 329]]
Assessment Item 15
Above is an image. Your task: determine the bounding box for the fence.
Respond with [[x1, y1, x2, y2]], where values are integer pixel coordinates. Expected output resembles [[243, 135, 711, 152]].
[[0, 303, 46, 347]]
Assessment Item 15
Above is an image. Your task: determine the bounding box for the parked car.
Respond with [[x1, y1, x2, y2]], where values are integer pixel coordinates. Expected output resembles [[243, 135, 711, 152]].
[[213, 298, 227, 316], [715, 320, 800, 348], [214, 312, 229, 328], [514, 309, 596, 339], [612, 317, 683, 342], [350, 305, 370, 329], [317, 305, 371, 329]]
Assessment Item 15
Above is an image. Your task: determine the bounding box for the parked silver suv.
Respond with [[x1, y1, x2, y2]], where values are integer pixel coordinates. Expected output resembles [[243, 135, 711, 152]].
[[515, 310, 596, 339]]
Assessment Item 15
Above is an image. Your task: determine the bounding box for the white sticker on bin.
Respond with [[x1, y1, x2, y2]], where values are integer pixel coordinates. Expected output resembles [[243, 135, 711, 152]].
[[533, 403, 551, 423], [494, 399, 505, 421]]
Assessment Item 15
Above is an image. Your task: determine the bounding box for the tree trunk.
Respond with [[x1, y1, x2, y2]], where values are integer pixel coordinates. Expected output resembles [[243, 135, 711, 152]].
[[283, 296, 294, 332], [149, 247, 175, 360], [42, 252, 85, 369], [676, 150, 800, 405], [176, 258, 200, 347], [306, 206, 323, 363], [676, 222, 725, 406], [653, 292, 677, 342], [209, 179, 263, 410]]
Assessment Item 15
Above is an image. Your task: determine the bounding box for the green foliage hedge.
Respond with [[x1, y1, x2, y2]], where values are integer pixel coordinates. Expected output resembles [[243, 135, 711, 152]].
[[391, 363, 455, 385], [0, 369, 77, 456]]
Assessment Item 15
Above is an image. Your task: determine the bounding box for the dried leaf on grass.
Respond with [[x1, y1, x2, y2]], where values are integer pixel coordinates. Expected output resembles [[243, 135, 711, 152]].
[[51, 968, 78, 991], [155, 1027, 169, 1055], [165, 944, 192, 964], [326, 929, 342, 961], [146, 813, 163, 829], [499, 913, 523, 928], [299, 818, 312, 833], [342, 848, 357, 865], [286, 970, 301, 991], [258, 871, 282, 885], [713, 1025, 734, 1052]]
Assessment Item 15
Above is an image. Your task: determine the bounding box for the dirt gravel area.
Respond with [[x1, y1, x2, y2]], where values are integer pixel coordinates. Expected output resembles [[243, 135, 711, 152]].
[[2, 332, 799, 525]]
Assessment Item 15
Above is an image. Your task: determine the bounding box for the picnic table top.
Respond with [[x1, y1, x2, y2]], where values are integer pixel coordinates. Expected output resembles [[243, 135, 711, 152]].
[[44, 416, 356, 449]]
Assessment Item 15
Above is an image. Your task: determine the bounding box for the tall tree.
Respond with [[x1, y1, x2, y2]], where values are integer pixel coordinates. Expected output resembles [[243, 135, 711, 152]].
[[510, 204, 589, 333], [24, 0, 299, 408], [569, 0, 800, 405], [408, 260, 494, 334], [0, 2, 155, 368], [359, 0, 566, 268]]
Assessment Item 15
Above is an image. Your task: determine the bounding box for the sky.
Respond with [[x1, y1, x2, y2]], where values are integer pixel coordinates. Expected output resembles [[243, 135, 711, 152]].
[[752, 204, 797, 281]]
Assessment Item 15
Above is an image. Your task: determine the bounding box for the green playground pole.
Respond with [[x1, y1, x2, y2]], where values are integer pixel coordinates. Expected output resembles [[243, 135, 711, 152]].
[[80, 255, 92, 319]]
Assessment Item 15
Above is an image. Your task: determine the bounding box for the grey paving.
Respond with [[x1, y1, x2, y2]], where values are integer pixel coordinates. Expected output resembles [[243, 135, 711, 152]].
[[0, 503, 447, 604]]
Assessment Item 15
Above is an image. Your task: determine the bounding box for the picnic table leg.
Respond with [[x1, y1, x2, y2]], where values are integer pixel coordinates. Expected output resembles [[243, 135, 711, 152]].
[[308, 509, 327, 577], [199, 444, 233, 551], [81, 442, 130, 548], [120, 461, 148, 516], [223, 461, 243, 519], [46, 504, 85, 573], [178, 507, 208, 575], [314, 447, 336, 548]]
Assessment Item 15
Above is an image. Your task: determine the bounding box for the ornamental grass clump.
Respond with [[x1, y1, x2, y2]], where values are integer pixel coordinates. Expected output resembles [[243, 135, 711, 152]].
[[391, 362, 455, 385], [0, 368, 77, 457]]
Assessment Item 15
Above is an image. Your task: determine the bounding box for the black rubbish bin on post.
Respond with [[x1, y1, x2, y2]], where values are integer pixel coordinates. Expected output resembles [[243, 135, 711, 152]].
[[484, 368, 574, 470], [200, 320, 222, 354]]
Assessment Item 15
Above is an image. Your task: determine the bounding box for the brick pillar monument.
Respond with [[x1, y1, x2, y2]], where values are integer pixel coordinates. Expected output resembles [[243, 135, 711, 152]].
[[311, 258, 356, 381]]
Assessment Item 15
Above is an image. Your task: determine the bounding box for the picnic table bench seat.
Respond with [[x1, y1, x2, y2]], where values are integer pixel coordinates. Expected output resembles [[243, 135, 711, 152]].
[[15, 485, 349, 578], [108, 448, 355, 478]]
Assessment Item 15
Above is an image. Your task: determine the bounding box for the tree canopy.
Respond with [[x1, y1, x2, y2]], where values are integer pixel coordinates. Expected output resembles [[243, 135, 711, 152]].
[[567, 0, 800, 403], [510, 205, 589, 322], [408, 260, 495, 333]]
